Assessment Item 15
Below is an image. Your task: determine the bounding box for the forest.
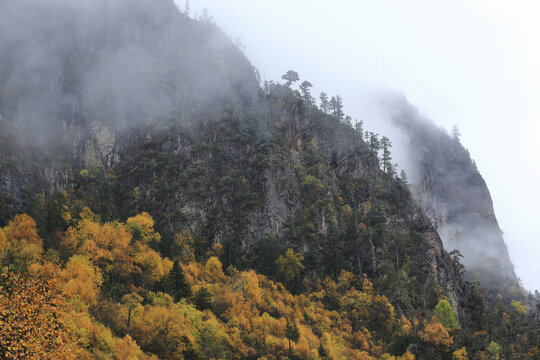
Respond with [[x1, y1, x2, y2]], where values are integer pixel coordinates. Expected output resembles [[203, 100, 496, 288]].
[[1, 208, 538, 359]]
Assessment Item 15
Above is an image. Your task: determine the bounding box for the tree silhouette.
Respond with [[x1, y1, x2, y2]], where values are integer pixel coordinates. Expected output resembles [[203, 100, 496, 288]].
[[281, 70, 299, 87], [319, 92, 329, 114]]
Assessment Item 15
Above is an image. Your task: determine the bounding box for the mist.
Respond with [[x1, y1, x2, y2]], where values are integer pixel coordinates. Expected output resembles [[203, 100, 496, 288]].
[[0, 0, 257, 148]]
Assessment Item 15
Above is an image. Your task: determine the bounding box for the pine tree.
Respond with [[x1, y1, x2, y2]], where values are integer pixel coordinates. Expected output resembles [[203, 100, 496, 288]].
[[193, 286, 213, 311], [451, 125, 461, 142], [354, 119, 364, 133], [381, 136, 392, 173], [299, 81, 314, 106], [166, 260, 191, 301], [329, 96, 337, 115], [334, 95, 344, 121], [281, 70, 300, 87], [369, 132, 381, 152], [319, 92, 329, 114], [286, 318, 300, 356]]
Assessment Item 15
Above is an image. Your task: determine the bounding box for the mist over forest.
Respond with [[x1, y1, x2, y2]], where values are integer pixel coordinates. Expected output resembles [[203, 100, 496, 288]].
[[0, 1, 538, 359]]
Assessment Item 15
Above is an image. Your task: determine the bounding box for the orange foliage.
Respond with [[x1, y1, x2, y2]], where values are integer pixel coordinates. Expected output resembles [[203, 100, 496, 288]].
[[0, 266, 80, 359], [419, 317, 454, 349]]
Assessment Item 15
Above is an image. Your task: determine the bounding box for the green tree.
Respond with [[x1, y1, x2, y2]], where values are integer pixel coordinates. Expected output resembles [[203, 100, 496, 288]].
[[319, 92, 329, 114], [285, 318, 300, 356], [299, 80, 314, 106], [165, 260, 192, 301], [281, 70, 300, 87], [381, 136, 393, 173], [369, 132, 381, 152], [354, 119, 364, 133], [193, 286, 213, 311], [434, 299, 459, 330], [276, 248, 304, 292], [487, 341, 501, 360], [333, 95, 344, 121]]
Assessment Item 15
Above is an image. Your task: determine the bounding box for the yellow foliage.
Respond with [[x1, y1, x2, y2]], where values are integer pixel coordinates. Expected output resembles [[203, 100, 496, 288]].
[[0, 230, 8, 262], [2, 214, 43, 264], [205, 256, 226, 280], [276, 248, 304, 283], [131, 304, 196, 359], [362, 278, 374, 294], [134, 243, 169, 286], [60, 214, 134, 273], [61, 255, 103, 306], [453, 346, 468, 360], [510, 300, 528, 315], [126, 212, 161, 244], [399, 315, 413, 335], [399, 350, 416, 360], [114, 335, 147, 360]]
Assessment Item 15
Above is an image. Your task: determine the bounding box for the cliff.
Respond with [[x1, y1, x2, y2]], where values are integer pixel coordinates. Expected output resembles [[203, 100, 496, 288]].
[[388, 98, 519, 296]]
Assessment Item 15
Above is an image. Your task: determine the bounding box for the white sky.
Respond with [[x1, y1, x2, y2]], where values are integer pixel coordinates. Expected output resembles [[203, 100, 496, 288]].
[[185, 0, 540, 292]]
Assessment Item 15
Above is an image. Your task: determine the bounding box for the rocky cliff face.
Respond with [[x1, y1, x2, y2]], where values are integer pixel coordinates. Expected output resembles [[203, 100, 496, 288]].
[[388, 98, 518, 296]]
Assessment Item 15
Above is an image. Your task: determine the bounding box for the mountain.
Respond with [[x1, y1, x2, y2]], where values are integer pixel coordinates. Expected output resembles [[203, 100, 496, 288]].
[[385, 98, 520, 298], [0, 0, 465, 312], [0, 1, 538, 359]]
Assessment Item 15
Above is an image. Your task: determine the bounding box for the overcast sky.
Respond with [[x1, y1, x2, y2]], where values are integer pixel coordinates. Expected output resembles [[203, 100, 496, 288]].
[[185, 0, 540, 291]]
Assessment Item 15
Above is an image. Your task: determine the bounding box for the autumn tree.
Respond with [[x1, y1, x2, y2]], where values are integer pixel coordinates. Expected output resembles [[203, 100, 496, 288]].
[[452, 347, 468, 360], [0, 267, 80, 359], [60, 255, 103, 307], [419, 317, 453, 349], [2, 214, 42, 267], [130, 304, 196, 359], [0, 230, 8, 265], [120, 293, 143, 334], [126, 212, 161, 245]]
